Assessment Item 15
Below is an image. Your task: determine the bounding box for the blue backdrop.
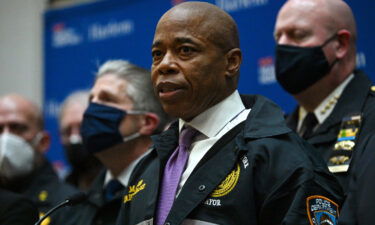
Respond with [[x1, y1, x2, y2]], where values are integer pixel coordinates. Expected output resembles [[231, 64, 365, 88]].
[[43, 0, 374, 175]]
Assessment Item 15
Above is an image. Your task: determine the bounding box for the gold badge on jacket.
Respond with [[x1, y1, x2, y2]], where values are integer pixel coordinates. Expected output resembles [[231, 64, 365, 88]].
[[211, 164, 240, 197]]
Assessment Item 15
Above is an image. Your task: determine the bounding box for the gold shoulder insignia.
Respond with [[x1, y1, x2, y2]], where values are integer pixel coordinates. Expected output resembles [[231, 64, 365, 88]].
[[123, 179, 146, 203]]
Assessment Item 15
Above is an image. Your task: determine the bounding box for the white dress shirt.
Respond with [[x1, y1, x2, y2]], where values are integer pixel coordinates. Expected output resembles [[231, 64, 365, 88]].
[[177, 90, 250, 195]]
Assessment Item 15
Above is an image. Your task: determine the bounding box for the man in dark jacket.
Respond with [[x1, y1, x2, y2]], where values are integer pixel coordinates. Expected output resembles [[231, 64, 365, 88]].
[[60, 60, 170, 225], [0, 188, 39, 225], [0, 94, 78, 225], [116, 2, 343, 225], [274, 0, 375, 191], [339, 133, 375, 225]]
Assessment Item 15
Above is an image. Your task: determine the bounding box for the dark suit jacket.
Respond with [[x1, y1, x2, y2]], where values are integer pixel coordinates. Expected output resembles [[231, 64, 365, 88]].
[[0, 188, 39, 225], [116, 95, 343, 225]]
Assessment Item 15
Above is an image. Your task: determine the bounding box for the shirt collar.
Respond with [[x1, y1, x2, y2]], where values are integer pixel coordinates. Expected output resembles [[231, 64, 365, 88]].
[[179, 90, 245, 138], [104, 148, 151, 187], [299, 74, 354, 125]]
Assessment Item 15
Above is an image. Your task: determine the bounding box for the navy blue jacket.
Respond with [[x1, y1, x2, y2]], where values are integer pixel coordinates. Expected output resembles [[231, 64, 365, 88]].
[[0, 188, 39, 225], [59, 169, 126, 225], [339, 133, 375, 225], [116, 95, 343, 225]]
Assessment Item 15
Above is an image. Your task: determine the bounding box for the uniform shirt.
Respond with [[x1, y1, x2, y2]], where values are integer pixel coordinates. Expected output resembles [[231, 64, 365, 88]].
[[286, 70, 375, 191], [297, 74, 354, 132], [178, 90, 250, 194]]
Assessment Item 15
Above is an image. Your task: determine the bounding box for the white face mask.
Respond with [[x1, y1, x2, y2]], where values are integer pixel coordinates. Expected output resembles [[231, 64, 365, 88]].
[[69, 134, 82, 145], [0, 132, 37, 178]]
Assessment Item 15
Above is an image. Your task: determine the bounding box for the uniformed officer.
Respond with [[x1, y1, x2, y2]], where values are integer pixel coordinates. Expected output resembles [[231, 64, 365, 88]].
[[274, 0, 375, 191], [0, 94, 78, 225], [116, 2, 343, 225], [59, 60, 170, 225], [58, 90, 102, 191]]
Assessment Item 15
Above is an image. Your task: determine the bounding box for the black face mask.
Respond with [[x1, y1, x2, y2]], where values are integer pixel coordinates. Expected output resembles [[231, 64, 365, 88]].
[[80, 102, 144, 154], [275, 34, 338, 94], [64, 142, 91, 169]]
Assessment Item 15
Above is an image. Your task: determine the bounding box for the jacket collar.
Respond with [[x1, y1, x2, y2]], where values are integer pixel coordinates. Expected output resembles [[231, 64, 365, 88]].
[[152, 94, 291, 150], [152, 95, 291, 156], [287, 71, 372, 139], [86, 169, 106, 206], [151, 120, 179, 162], [317, 70, 371, 132], [240, 94, 291, 139]]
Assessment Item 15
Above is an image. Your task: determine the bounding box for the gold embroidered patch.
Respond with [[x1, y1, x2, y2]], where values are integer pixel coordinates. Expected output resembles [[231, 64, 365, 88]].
[[123, 180, 146, 203], [211, 164, 240, 197]]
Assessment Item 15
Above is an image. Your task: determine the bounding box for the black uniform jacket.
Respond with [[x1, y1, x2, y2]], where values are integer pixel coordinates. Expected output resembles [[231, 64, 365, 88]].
[[116, 95, 343, 225], [286, 71, 375, 190], [60, 169, 126, 225], [7, 159, 78, 225], [0, 188, 39, 225], [339, 134, 375, 225]]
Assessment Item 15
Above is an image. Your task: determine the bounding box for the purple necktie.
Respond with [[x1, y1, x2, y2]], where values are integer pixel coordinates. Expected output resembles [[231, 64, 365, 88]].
[[156, 126, 198, 225]]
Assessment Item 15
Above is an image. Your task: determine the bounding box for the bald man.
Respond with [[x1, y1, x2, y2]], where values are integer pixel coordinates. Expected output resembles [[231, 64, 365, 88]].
[[274, 0, 375, 191], [116, 2, 343, 225], [0, 94, 78, 225]]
